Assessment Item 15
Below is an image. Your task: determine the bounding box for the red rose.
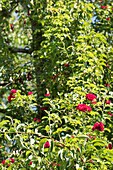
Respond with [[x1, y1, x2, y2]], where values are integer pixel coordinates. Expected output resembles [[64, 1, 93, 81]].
[[44, 141, 50, 148], [7, 165, 10, 167], [28, 161, 32, 165], [9, 158, 15, 163], [108, 144, 112, 149], [89, 159, 93, 163], [92, 122, 104, 131], [36, 119, 41, 122], [24, 20, 26, 24], [76, 104, 92, 112], [77, 148, 80, 151], [64, 63, 69, 67], [28, 92, 33, 95], [106, 17, 110, 20], [33, 118, 37, 121], [11, 89, 17, 93], [8, 93, 15, 103], [1, 160, 5, 165], [101, 6, 105, 9], [108, 112, 113, 116], [91, 101, 97, 104], [105, 101, 111, 104], [11, 24, 13, 31], [85, 93, 97, 101], [45, 93, 50, 97], [104, 84, 109, 87]]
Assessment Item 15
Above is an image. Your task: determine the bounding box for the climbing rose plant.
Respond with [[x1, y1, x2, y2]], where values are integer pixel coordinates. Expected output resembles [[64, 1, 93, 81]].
[[0, 0, 113, 170]]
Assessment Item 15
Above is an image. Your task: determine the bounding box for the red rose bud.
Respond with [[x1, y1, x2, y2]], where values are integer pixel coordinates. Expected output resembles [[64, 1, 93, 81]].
[[24, 20, 26, 24], [89, 159, 93, 163], [11, 24, 13, 31], [28, 161, 32, 165], [33, 118, 37, 121], [106, 17, 110, 20], [64, 63, 69, 67], [44, 141, 50, 148], [36, 119, 41, 122], [105, 101, 111, 104], [11, 89, 17, 93], [108, 112, 113, 116], [77, 148, 80, 151], [91, 101, 97, 104], [101, 6, 105, 9], [1, 160, 5, 165], [45, 93, 50, 97], [28, 91, 33, 95], [108, 144, 112, 149]]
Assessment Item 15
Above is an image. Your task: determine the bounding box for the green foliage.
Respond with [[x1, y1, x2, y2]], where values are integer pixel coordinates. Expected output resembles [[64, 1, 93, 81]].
[[0, 0, 113, 169]]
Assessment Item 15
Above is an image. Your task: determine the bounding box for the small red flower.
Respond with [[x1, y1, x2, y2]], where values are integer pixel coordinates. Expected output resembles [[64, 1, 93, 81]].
[[77, 148, 80, 151], [105, 6, 107, 9], [45, 93, 50, 97], [101, 6, 105, 9], [1, 160, 5, 165], [7, 165, 10, 167], [28, 161, 32, 165], [104, 84, 110, 87], [58, 164, 61, 166], [33, 118, 37, 121], [53, 163, 57, 166], [36, 119, 41, 122], [24, 20, 26, 24], [91, 101, 97, 104], [10, 158, 15, 163], [11, 89, 17, 93], [89, 159, 93, 163], [71, 135, 74, 138], [11, 24, 13, 31], [8, 93, 15, 103], [44, 141, 50, 148], [108, 112, 113, 116], [64, 63, 69, 67], [105, 101, 111, 104], [92, 122, 104, 131], [106, 17, 110, 20], [37, 85, 39, 87], [28, 92, 33, 95]]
